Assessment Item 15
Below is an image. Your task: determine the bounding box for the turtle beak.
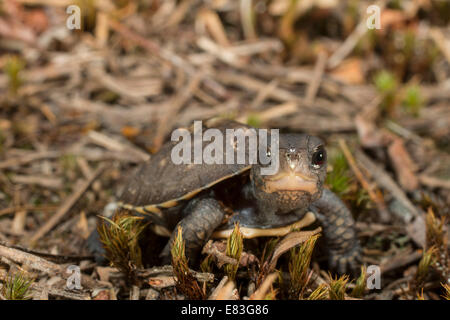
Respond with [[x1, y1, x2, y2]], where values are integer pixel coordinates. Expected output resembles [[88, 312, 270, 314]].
[[287, 156, 299, 171], [257, 148, 318, 194], [262, 171, 318, 194]]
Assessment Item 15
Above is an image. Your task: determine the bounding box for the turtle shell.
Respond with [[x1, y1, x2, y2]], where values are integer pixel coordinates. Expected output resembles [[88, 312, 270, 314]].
[[118, 119, 254, 217]]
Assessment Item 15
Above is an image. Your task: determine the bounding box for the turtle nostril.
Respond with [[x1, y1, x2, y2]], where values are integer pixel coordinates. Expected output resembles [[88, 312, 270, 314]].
[[286, 153, 298, 170]]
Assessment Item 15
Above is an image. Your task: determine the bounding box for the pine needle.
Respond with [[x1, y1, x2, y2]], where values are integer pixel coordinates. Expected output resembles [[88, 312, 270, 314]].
[[413, 247, 437, 293], [1, 271, 34, 300], [171, 226, 205, 300], [306, 284, 328, 300], [224, 223, 243, 281], [425, 208, 448, 282], [351, 266, 367, 298], [98, 212, 147, 283], [426, 208, 446, 251], [328, 274, 349, 300], [417, 289, 425, 300], [200, 255, 214, 274], [288, 234, 319, 299]]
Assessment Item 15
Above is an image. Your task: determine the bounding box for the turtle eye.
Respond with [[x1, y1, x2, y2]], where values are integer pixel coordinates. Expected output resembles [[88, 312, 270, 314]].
[[311, 146, 326, 168]]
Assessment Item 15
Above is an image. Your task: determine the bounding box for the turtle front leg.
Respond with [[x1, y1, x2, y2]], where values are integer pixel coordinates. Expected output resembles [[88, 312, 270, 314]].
[[311, 189, 362, 275], [161, 197, 226, 264]]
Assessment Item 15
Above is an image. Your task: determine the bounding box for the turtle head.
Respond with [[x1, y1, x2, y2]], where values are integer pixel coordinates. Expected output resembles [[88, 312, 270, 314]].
[[250, 134, 327, 214]]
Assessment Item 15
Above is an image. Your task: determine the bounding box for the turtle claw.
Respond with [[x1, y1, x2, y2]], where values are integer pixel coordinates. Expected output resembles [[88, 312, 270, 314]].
[[161, 197, 226, 265], [328, 243, 362, 276]]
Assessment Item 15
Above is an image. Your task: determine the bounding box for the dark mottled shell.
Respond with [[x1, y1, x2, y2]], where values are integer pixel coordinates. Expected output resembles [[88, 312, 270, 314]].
[[119, 119, 253, 215]]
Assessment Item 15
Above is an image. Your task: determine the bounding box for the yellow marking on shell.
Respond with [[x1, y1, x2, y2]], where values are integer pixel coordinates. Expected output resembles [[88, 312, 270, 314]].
[[119, 203, 136, 211], [143, 205, 162, 214], [211, 211, 316, 239], [151, 224, 172, 237], [158, 199, 179, 208], [116, 202, 164, 218], [134, 207, 149, 215]]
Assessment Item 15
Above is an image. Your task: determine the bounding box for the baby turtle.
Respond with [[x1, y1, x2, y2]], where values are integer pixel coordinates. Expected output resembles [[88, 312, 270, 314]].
[[89, 119, 361, 274]]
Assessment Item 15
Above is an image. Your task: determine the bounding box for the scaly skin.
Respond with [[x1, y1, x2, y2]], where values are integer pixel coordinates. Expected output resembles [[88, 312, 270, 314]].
[[160, 197, 226, 264], [311, 189, 362, 275]]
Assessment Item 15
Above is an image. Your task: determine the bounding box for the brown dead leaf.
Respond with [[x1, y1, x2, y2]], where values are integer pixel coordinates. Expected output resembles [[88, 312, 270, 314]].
[[0, 17, 36, 44], [11, 210, 27, 235], [250, 272, 278, 300], [269, 227, 321, 270], [23, 10, 49, 34], [121, 126, 141, 139], [0, 119, 11, 131], [76, 211, 90, 239], [92, 289, 111, 300], [197, 8, 230, 47], [329, 58, 365, 85], [387, 138, 419, 191], [355, 114, 393, 148], [0, 1, 36, 44], [379, 9, 408, 34], [215, 280, 239, 300], [208, 276, 228, 300]]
